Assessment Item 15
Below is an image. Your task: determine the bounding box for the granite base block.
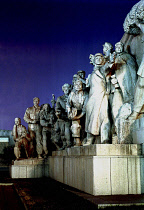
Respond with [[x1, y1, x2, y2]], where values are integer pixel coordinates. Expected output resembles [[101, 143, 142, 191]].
[[10, 158, 49, 178], [52, 144, 142, 156], [49, 155, 143, 196], [49, 144, 144, 196]]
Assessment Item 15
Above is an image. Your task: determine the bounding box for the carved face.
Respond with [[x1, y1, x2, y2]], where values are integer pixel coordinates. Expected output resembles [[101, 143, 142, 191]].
[[15, 118, 21, 125], [43, 104, 50, 112], [33, 98, 39, 107], [77, 72, 85, 79], [72, 74, 78, 84], [95, 56, 103, 65], [74, 80, 83, 91], [63, 87, 70, 95], [115, 44, 123, 54], [103, 44, 111, 56]]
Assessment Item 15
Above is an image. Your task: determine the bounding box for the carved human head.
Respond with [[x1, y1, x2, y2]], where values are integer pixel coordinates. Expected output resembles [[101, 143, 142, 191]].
[[94, 53, 104, 65], [123, 0, 144, 35], [33, 97, 40, 107], [15, 117, 21, 125], [72, 74, 78, 85], [43, 103, 51, 112], [103, 42, 113, 56], [74, 79, 83, 91], [62, 83, 71, 95], [77, 70, 85, 79], [115, 42, 124, 54]]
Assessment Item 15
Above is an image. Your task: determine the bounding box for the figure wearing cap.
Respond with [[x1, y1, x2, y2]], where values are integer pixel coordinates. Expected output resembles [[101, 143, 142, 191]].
[[55, 83, 72, 149], [84, 53, 111, 145]]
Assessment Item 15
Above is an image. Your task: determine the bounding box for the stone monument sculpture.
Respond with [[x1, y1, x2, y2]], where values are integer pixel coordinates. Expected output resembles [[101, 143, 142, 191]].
[[51, 94, 56, 110], [103, 42, 113, 61], [72, 74, 79, 86], [102, 42, 115, 96], [12, 118, 31, 160], [51, 109, 66, 149], [108, 42, 137, 143], [77, 70, 87, 90], [23, 97, 43, 158], [40, 103, 53, 158], [67, 79, 88, 146], [55, 83, 72, 149], [84, 53, 111, 145], [112, 41, 137, 112], [122, 0, 144, 120]]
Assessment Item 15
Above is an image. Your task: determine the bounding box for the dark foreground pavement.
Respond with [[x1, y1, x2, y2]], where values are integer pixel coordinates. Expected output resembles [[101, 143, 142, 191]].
[[0, 177, 144, 210], [1, 166, 144, 209]]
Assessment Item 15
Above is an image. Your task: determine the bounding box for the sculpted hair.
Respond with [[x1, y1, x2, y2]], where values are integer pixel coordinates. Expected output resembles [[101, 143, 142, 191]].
[[15, 117, 21, 122], [123, 0, 144, 35], [62, 83, 70, 91], [33, 97, 40, 102], [115, 42, 124, 48], [103, 42, 113, 50]]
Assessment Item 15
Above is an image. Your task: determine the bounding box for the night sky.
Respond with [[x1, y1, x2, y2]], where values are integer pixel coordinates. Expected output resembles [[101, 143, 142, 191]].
[[0, 0, 139, 130]]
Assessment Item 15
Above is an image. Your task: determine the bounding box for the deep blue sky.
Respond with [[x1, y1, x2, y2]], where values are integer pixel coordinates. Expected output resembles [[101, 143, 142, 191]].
[[0, 0, 138, 130]]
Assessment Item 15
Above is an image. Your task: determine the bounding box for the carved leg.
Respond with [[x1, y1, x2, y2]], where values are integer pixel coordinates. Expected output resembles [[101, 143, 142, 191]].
[[65, 122, 72, 147], [71, 120, 81, 146], [74, 137, 81, 146], [36, 127, 43, 158], [83, 133, 94, 146], [14, 146, 20, 160], [42, 131, 48, 156], [101, 118, 111, 144]]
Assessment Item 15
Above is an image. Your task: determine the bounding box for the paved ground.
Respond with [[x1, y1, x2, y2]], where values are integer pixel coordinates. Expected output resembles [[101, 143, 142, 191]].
[[0, 176, 144, 210], [0, 183, 25, 210], [1, 165, 144, 209]]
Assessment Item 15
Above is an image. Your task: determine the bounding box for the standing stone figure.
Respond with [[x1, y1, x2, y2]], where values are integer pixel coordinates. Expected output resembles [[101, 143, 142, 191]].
[[40, 103, 52, 158], [114, 42, 137, 106], [55, 83, 72, 148], [12, 118, 31, 160], [24, 97, 42, 158], [109, 42, 137, 143], [67, 79, 88, 146], [51, 94, 56, 109], [52, 109, 66, 149], [84, 53, 111, 145], [103, 42, 115, 95], [77, 70, 87, 90], [103, 42, 113, 61]]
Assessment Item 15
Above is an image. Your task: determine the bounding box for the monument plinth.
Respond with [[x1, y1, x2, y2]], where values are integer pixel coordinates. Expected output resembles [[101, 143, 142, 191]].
[[10, 158, 49, 178], [48, 144, 144, 196]]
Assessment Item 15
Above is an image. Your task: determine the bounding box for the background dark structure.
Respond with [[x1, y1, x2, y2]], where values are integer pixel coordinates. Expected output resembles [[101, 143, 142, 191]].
[[0, 0, 138, 130]]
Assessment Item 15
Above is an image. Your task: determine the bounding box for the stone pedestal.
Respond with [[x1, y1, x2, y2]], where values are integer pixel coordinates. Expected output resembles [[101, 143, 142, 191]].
[[49, 144, 144, 196], [10, 158, 49, 178]]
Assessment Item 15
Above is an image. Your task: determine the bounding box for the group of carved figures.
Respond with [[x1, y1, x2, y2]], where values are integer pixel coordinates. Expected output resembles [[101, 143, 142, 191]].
[[12, 0, 144, 159]]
